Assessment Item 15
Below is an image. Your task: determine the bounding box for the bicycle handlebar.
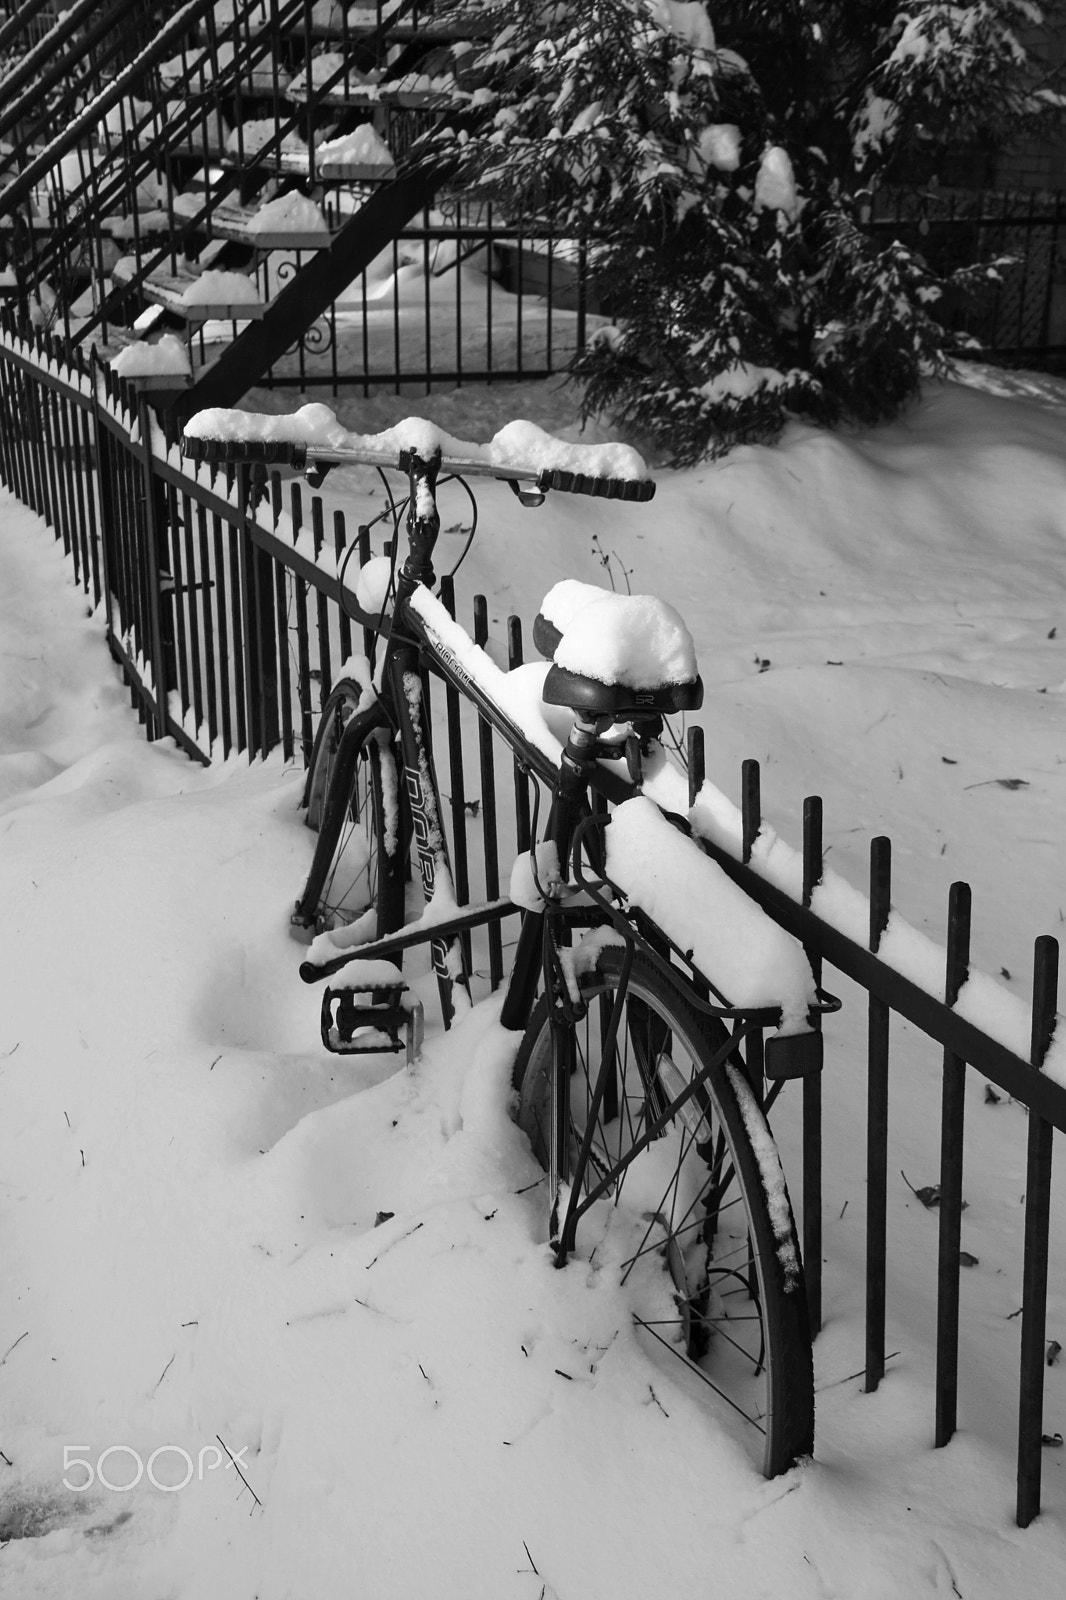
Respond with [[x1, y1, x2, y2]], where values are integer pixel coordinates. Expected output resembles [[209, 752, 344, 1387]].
[[180, 421, 657, 503]]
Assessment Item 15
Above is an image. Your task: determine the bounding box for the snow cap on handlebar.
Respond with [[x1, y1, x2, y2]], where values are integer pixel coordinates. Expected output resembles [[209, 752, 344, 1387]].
[[181, 404, 655, 501]]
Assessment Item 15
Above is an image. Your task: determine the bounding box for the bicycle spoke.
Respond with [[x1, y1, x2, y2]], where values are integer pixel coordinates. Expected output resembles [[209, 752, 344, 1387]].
[[632, 1315, 769, 1432]]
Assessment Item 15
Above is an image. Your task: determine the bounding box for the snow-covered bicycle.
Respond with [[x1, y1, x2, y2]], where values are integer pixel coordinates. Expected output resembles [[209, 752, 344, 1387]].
[[183, 405, 838, 1477]]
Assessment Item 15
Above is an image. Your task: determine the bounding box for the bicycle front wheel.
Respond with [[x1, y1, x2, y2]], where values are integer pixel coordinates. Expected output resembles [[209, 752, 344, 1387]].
[[512, 946, 814, 1477], [299, 678, 403, 939]]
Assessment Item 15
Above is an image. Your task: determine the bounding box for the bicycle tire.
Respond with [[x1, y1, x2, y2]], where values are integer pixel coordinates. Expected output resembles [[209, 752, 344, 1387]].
[[512, 946, 814, 1477], [300, 678, 403, 939]]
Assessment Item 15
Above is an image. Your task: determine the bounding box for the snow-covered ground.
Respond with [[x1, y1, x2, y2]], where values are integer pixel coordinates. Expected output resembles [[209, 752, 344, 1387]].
[[1, 365, 1065, 1597]]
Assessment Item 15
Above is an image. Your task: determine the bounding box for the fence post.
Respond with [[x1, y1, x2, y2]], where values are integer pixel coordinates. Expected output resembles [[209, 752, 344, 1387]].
[[1016, 935, 1059, 1527], [866, 836, 892, 1392], [237, 463, 280, 759], [741, 758, 760, 863], [135, 394, 173, 742], [802, 795, 824, 1335], [935, 881, 972, 1447]]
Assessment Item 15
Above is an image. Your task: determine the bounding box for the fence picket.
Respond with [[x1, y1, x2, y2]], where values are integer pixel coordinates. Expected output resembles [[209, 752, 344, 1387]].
[[290, 482, 314, 764], [472, 596, 504, 988], [866, 836, 892, 1394], [311, 495, 332, 706], [802, 795, 825, 1337], [439, 575, 472, 975], [935, 881, 972, 1448], [196, 503, 219, 751], [1017, 935, 1059, 1527], [742, 757, 761, 863], [508, 617, 532, 852]]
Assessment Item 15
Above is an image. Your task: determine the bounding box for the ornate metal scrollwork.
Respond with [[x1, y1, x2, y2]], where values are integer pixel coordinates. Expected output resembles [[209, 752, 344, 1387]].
[[301, 317, 335, 356]]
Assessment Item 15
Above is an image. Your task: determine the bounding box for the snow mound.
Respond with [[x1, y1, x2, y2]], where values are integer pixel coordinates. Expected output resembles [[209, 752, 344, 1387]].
[[249, 192, 329, 236], [108, 334, 190, 377], [316, 125, 393, 166], [180, 271, 262, 307]]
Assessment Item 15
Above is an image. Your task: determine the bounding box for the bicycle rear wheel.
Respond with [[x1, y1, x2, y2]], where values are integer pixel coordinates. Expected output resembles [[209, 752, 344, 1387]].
[[300, 678, 403, 939], [512, 946, 814, 1477]]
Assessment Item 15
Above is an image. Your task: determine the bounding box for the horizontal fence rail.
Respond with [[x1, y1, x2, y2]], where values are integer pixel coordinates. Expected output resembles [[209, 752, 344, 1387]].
[[0, 318, 1063, 1525]]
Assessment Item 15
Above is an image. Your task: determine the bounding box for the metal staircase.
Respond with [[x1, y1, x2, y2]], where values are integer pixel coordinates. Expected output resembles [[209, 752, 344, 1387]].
[[0, 0, 508, 409]]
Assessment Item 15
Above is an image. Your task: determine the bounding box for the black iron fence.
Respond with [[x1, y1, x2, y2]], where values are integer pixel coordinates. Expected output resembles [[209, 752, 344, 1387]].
[[1, 317, 1063, 1525], [870, 186, 1066, 365]]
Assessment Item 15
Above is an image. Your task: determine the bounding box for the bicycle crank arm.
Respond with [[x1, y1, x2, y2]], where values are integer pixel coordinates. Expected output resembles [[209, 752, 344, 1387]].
[[300, 896, 518, 983]]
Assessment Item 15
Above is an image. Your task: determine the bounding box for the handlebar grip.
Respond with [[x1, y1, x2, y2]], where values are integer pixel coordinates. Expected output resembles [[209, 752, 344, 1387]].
[[536, 468, 656, 502], [181, 435, 309, 470]]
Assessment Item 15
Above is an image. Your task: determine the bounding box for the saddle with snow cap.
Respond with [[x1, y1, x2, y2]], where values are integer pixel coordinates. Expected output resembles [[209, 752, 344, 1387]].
[[534, 579, 703, 719]]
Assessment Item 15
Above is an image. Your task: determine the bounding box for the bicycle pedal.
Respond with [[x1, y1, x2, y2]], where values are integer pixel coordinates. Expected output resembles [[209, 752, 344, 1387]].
[[321, 982, 424, 1066]]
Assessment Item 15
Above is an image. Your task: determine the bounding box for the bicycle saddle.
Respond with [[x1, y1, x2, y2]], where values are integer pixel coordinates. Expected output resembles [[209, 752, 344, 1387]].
[[534, 582, 704, 718]]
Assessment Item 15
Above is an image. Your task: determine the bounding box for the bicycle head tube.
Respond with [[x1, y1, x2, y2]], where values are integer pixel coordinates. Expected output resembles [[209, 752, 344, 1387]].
[[396, 447, 442, 594]]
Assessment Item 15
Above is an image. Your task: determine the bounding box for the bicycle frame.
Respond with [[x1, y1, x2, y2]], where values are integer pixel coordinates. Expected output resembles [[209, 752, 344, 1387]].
[[295, 447, 614, 1021], [291, 444, 839, 1269]]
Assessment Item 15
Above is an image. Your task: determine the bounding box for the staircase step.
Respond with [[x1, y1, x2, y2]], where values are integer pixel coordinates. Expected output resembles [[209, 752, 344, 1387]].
[[299, 3, 493, 41], [111, 258, 268, 322], [278, 148, 397, 182], [133, 130, 229, 163], [200, 202, 333, 250], [99, 211, 177, 242], [285, 79, 461, 111]]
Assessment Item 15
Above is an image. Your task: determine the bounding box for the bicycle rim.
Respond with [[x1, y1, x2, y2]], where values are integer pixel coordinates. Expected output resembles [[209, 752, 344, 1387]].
[[512, 947, 814, 1477], [303, 680, 395, 937]]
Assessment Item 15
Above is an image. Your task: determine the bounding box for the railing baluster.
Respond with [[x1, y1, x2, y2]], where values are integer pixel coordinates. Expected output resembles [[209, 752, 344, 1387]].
[[508, 616, 531, 852], [311, 495, 332, 703], [196, 503, 218, 752], [866, 835, 892, 1393], [439, 576, 472, 976], [474, 596, 502, 988], [56, 394, 80, 587], [742, 757, 761, 862], [227, 502, 247, 756], [334, 509, 352, 663], [802, 795, 824, 1336], [936, 881, 972, 1447], [275, 556, 294, 762], [181, 491, 205, 740], [290, 482, 314, 762], [358, 521, 374, 664], [1017, 935, 1059, 1527], [169, 483, 192, 727], [212, 511, 233, 758], [80, 404, 102, 608]]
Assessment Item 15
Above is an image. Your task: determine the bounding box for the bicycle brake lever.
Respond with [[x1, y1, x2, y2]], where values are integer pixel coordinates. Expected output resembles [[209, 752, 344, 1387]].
[[508, 479, 546, 508], [306, 460, 333, 489]]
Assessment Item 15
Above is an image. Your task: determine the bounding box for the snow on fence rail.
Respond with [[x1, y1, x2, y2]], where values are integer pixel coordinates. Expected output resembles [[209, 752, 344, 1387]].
[[0, 317, 1063, 1526]]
